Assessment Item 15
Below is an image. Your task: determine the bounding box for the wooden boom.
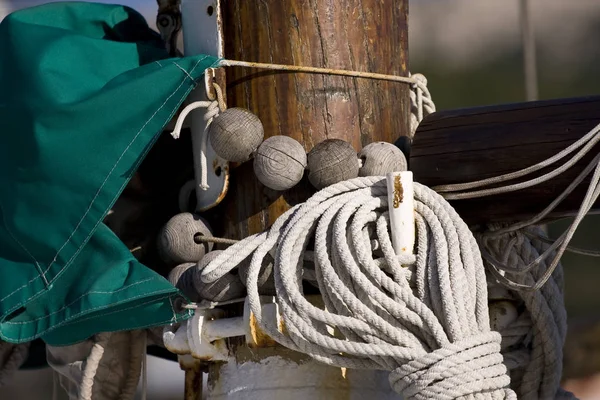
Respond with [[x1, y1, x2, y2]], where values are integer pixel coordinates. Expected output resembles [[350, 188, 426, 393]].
[[410, 96, 600, 226]]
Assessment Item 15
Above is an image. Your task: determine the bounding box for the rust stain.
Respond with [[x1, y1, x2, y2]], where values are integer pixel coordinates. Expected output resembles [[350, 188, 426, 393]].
[[213, 339, 230, 356], [189, 340, 229, 362], [183, 363, 203, 400], [192, 355, 215, 362], [248, 312, 278, 348], [393, 175, 404, 208], [198, 162, 230, 212], [279, 316, 287, 335]]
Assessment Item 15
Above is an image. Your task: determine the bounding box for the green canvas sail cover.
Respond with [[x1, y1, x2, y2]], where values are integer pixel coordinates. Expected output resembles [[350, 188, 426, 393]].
[[0, 1, 218, 345]]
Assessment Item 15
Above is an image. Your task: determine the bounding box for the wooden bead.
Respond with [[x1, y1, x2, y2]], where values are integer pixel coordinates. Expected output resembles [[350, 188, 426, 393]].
[[168, 262, 194, 286], [307, 139, 359, 189], [253, 136, 307, 191], [157, 212, 214, 264], [358, 142, 407, 177], [237, 253, 275, 295], [168, 263, 198, 301], [209, 107, 264, 162], [194, 251, 246, 301]]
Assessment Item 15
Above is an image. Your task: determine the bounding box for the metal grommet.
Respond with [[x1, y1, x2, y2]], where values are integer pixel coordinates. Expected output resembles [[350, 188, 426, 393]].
[[172, 296, 187, 314]]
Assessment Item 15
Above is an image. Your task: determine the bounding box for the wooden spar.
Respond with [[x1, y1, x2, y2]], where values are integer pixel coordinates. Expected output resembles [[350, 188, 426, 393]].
[[212, 0, 410, 239], [410, 95, 600, 226]]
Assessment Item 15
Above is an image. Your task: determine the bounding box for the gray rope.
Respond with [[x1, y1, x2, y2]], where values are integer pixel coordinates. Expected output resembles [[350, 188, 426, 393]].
[[0, 340, 29, 387], [478, 226, 576, 399], [79, 332, 112, 400], [198, 176, 516, 399], [76, 330, 146, 400], [169, 256, 246, 302]]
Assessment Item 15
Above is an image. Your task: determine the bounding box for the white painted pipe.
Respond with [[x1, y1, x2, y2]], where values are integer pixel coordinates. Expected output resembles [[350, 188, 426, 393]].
[[206, 352, 402, 400], [203, 317, 245, 342], [386, 171, 415, 255]]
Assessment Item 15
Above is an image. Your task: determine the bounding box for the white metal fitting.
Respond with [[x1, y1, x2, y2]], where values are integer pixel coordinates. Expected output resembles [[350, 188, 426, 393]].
[[386, 171, 415, 255], [163, 296, 283, 361], [163, 308, 230, 361]]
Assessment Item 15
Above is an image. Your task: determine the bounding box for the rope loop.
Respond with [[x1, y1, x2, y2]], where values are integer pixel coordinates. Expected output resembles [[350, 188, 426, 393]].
[[170, 82, 227, 190], [389, 332, 514, 400]]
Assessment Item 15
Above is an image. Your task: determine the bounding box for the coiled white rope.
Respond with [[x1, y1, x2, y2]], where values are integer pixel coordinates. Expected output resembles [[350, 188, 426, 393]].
[[166, 68, 596, 398], [170, 70, 431, 194], [198, 176, 516, 399]]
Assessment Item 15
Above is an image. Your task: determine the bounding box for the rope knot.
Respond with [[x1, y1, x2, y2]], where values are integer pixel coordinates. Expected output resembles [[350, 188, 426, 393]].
[[410, 72, 428, 89], [203, 100, 221, 122], [389, 332, 515, 400]]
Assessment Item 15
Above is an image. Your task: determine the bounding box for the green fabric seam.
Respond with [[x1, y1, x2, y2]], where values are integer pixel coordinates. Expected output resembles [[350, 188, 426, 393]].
[[10, 292, 192, 344], [3, 277, 159, 325], [0, 56, 208, 300], [43, 56, 212, 282], [0, 57, 219, 321], [0, 287, 188, 341]]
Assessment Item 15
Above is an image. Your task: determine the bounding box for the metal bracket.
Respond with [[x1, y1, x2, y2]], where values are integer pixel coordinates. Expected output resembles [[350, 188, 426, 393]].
[[180, 0, 228, 212], [163, 309, 230, 362], [162, 298, 284, 361]]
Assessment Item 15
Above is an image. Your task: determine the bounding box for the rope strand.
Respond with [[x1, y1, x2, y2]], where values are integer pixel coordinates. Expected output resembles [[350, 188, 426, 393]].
[[197, 176, 516, 399]]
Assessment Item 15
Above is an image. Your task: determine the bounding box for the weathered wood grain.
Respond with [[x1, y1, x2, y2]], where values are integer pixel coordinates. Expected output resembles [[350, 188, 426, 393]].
[[410, 96, 600, 225], [212, 0, 410, 239], [307, 138, 359, 189]]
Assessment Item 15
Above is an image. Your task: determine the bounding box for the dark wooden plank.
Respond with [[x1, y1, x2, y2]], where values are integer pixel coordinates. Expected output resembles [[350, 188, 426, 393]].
[[410, 96, 600, 225], [210, 0, 411, 239]]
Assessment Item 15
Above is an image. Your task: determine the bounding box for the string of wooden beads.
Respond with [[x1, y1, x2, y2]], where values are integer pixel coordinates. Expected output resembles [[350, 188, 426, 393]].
[[307, 139, 361, 189], [204, 101, 407, 192]]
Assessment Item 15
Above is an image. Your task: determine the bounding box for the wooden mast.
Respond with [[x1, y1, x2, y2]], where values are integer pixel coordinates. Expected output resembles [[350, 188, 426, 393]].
[[200, 1, 411, 398], [213, 0, 410, 239]]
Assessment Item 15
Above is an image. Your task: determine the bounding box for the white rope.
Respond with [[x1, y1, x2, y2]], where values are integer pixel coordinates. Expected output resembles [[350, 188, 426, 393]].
[[77, 330, 146, 400], [199, 176, 516, 399], [171, 83, 226, 191], [409, 73, 436, 136], [436, 121, 600, 291], [79, 332, 111, 400], [218, 60, 433, 136]]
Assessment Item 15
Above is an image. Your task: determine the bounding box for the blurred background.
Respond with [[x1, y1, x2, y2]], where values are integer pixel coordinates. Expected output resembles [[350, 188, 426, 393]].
[[1, 0, 600, 398]]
